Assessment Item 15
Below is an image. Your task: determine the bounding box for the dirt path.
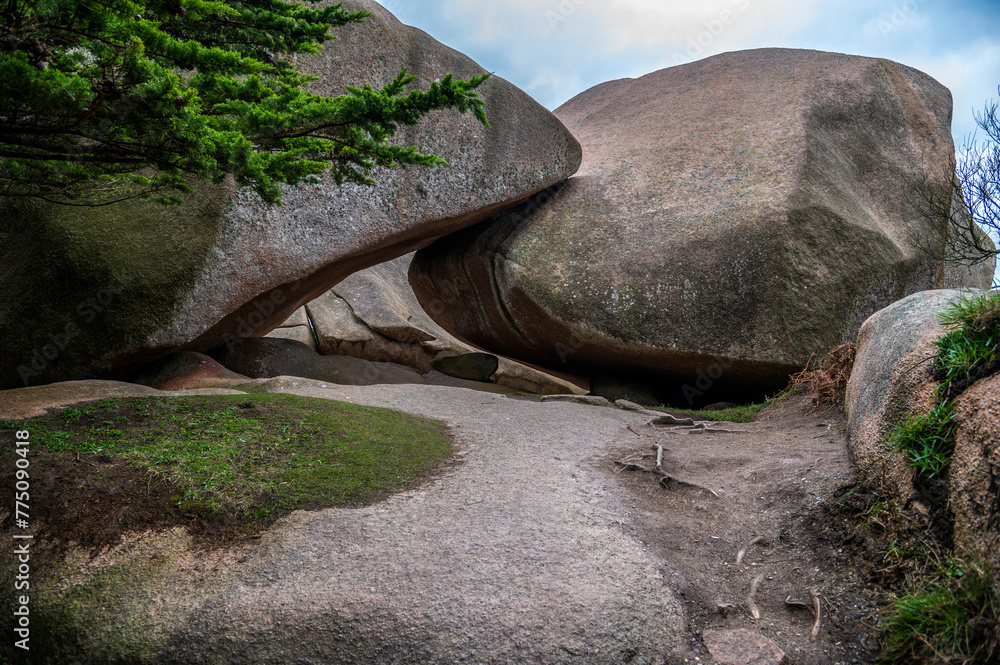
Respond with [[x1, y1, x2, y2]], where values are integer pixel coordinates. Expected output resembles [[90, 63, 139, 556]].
[[600, 395, 883, 664]]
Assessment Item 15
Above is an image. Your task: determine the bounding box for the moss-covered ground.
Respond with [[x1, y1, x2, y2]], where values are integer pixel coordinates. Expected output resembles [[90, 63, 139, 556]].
[[0, 393, 453, 548]]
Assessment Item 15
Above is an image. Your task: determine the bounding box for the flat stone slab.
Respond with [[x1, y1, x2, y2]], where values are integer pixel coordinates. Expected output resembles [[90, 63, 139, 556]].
[[11, 381, 685, 663]]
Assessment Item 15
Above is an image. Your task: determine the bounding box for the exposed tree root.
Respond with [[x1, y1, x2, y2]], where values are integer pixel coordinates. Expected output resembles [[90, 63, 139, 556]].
[[747, 575, 764, 620], [736, 535, 766, 564]]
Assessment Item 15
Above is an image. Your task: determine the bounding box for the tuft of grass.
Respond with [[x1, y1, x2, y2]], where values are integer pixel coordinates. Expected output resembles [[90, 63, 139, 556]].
[[879, 559, 1000, 664], [934, 290, 1000, 398], [693, 402, 770, 423], [2, 393, 452, 519], [890, 402, 956, 478], [652, 400, 770, 423]]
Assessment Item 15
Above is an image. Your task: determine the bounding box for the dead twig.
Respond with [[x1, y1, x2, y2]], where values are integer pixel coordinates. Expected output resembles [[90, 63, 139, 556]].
[[617, 462, 651, 473], [627, 425, 642, 437], [736, 535, 766, 564], [747, 575, 763, 620]]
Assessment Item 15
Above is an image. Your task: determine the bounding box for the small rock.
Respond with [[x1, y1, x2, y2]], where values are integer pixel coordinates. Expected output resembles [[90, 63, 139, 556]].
[[702, 629, 788, 665], [430, 353, 500, 383]]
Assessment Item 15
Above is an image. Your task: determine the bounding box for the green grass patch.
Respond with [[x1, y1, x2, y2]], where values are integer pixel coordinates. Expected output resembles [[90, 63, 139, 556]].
[[890, 402, 956, 478], [934, 290, 1000, 398], [879, 560, 1000, 664], [2, 393, 452, 519], [653, 400, 771, 423]]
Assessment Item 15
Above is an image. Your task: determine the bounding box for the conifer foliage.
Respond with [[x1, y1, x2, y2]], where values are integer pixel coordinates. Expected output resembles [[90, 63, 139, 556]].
[[0, 0, 491, 205]]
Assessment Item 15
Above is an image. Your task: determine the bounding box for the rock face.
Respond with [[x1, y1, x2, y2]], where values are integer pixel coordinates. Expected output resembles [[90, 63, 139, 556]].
[[211, 337, 426, 386], [410, 49, 996, 405], [950, 374, 1000, 569], [306, 253, 587, 395], [0, 0, 581, 390]]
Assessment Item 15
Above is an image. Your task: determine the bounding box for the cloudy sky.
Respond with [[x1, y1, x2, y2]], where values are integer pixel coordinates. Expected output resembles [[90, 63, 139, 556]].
[[375, 0, 1000, 145], [376, 0, 1000, 283]]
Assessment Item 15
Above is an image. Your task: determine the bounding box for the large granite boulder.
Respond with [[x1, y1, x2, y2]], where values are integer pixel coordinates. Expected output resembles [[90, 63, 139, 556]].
[[0, 0, 581, 390], [846, 289, 1000, 563], [130, 351, 248, 391], [844, 290, 972, 502], [410, 49, 995, 405], [306, 253, 587, 395]]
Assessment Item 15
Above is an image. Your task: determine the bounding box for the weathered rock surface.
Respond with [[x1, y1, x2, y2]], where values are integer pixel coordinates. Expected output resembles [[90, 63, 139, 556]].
[[411, 49, 996, 405], [265, 307, 318, 351], [844, 290, 974, 501], [130, 351, 248, 391], [950, 374, 1000, 569], [211, 337, 426, 386], [846, 288, 1000, 565], [6, 382, 685, 664], [307, 253, 587, 395], [429, 352, 499, 382], [0, 0, 581, 390]]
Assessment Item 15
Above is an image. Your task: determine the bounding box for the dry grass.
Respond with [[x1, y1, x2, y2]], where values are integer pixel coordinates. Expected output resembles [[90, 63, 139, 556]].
[[788, 342, 857, 408]]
